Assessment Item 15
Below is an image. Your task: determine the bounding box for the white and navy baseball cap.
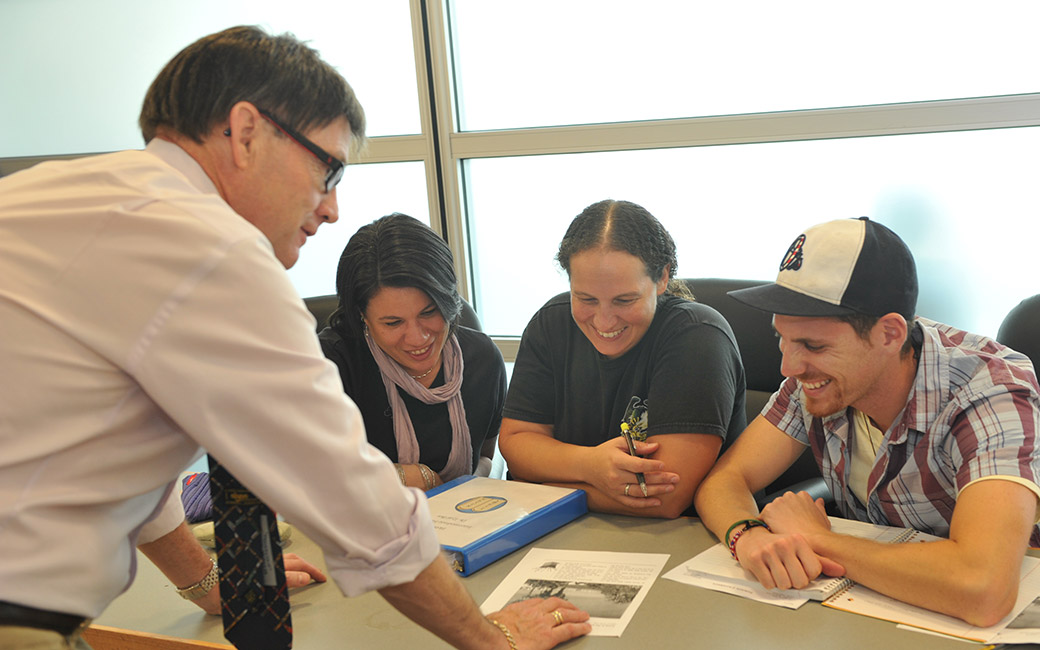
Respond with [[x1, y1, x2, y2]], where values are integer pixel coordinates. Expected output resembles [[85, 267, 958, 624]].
[[728, 217, 918, 319]]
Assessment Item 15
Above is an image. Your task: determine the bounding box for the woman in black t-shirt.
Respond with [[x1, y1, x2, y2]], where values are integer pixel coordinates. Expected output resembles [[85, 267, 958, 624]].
[[500, 200, 746, 518], [318, 214, 505, 491]]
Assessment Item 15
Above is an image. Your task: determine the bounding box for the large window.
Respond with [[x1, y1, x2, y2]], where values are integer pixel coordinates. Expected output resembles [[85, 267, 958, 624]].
[[3, 1, 1039, 352], [0, 0, 421, 155], [440, 1, 1040, 346], [465, 127, 1040, 339], [450, 0, 1040, 130], [287, 161, 430, 297]]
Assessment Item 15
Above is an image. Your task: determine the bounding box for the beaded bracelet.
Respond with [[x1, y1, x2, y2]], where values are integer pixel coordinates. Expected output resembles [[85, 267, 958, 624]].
[[727, 519, 771, 561], [489, 619, 518, 650], [724, 518, 767, 546]]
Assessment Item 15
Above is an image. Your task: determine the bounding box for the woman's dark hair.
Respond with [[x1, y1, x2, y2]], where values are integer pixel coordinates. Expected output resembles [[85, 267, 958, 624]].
[[556, 199, 692, 299], [139, 25, 366, 155], [329, 213, 462, 337]]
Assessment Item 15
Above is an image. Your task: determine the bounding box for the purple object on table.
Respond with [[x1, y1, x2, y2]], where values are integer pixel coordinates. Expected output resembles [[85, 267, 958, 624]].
[[181, 472, 213, 522]]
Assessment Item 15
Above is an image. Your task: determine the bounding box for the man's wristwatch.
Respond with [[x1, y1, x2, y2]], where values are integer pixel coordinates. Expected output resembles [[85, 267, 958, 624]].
[[176, 559, 220, 601]]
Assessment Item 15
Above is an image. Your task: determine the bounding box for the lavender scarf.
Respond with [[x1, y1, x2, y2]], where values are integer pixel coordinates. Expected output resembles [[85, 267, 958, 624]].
[[364, 329, 472, 481]]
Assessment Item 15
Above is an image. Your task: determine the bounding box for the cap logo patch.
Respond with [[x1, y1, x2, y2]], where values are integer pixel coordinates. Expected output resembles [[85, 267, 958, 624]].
[[779, 234, 805, 271]]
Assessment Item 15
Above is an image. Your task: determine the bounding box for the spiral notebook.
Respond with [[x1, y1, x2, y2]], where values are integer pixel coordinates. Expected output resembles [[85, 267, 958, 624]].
[[663, 517, 940, 609], [821, 555, 1040, 643]]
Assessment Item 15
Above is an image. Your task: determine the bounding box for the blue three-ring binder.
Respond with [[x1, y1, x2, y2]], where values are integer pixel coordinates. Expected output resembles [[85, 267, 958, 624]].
[[425, 475, 588, 576]]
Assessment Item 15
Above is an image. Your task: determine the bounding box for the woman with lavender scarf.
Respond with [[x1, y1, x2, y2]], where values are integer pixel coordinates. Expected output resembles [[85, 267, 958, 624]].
[[318, 214, 506, 490]]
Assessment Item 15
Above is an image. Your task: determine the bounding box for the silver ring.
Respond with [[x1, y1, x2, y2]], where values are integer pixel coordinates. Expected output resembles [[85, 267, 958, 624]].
[[624, 483, 631, 497]]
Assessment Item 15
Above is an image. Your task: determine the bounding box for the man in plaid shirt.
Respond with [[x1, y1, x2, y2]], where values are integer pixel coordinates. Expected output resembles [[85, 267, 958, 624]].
[[696, 217, 1040, 626]]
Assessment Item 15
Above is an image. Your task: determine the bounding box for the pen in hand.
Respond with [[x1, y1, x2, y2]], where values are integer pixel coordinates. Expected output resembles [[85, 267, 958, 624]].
[[620, 422, 648, 497]]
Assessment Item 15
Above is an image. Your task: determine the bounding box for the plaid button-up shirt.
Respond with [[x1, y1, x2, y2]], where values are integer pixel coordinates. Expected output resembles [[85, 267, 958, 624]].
[[765, 318, 1040, 546]]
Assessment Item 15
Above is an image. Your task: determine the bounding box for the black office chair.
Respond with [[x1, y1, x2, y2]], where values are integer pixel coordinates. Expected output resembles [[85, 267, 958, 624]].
[[303, 294, 338, 332], [997, 294, 1040, 369], [303, 294, 483, 333], [683, 278, 831, 506]]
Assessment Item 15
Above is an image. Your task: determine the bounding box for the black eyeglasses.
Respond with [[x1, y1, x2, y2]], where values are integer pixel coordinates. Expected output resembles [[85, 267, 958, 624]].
[[257, 108, 345, 193]]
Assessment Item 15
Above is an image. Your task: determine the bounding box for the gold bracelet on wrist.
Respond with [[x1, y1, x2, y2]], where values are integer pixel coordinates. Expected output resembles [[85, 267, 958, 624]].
[[394, 463, 406, 485], [489, 619, 518, 650], [417, 463, 435, 491]]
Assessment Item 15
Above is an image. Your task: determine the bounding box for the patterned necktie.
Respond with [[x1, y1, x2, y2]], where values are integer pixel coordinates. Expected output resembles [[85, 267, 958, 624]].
[[207, 454, 293, 649]]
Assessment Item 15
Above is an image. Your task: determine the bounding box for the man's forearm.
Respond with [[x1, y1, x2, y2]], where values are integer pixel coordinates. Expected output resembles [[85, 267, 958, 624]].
[[792, 480, 1037, 627], [138, 520, 220, 615], [378, 554, 508, 650], [809, 532, 1017, 626], [694, 469, 762, 542]]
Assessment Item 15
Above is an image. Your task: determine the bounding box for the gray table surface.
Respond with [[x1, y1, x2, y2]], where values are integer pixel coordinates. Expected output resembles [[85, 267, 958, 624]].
[[95, 514, 979, 649]]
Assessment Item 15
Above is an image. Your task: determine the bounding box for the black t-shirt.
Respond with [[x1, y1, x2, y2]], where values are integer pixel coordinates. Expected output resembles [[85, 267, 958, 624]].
[[503, 293, 746, 449], [318, 325, 506, 473]]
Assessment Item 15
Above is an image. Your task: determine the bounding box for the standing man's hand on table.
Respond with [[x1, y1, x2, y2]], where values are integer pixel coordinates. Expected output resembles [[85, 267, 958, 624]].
[[193, 552, 327, 616], [380, 554, 590, 650], [486, 596, 591, 649], [282, 552, 328, 589], [140, 521, 328, 616], [194, 553, 326, 616]]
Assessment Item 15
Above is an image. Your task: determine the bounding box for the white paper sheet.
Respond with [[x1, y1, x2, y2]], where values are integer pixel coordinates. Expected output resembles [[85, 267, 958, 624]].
[[480, 547, 669, 637], [661, 516, 940, 609], [981, 593, 1040, 643], [822, 555, 1040, 643], [661, 551, 813, 609]]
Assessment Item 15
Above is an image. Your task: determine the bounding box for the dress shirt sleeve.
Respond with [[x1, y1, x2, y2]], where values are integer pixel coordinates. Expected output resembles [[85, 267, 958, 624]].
[[130, 238, 440, 596], [136, 485, 186, 545]]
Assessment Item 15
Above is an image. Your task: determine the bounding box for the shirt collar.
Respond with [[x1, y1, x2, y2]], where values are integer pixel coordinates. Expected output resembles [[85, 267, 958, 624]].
[[145, 138, 221, 197]]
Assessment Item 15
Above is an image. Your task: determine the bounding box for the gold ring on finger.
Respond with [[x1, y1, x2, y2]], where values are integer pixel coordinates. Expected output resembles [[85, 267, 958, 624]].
[[552, 609, 564, 626]]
